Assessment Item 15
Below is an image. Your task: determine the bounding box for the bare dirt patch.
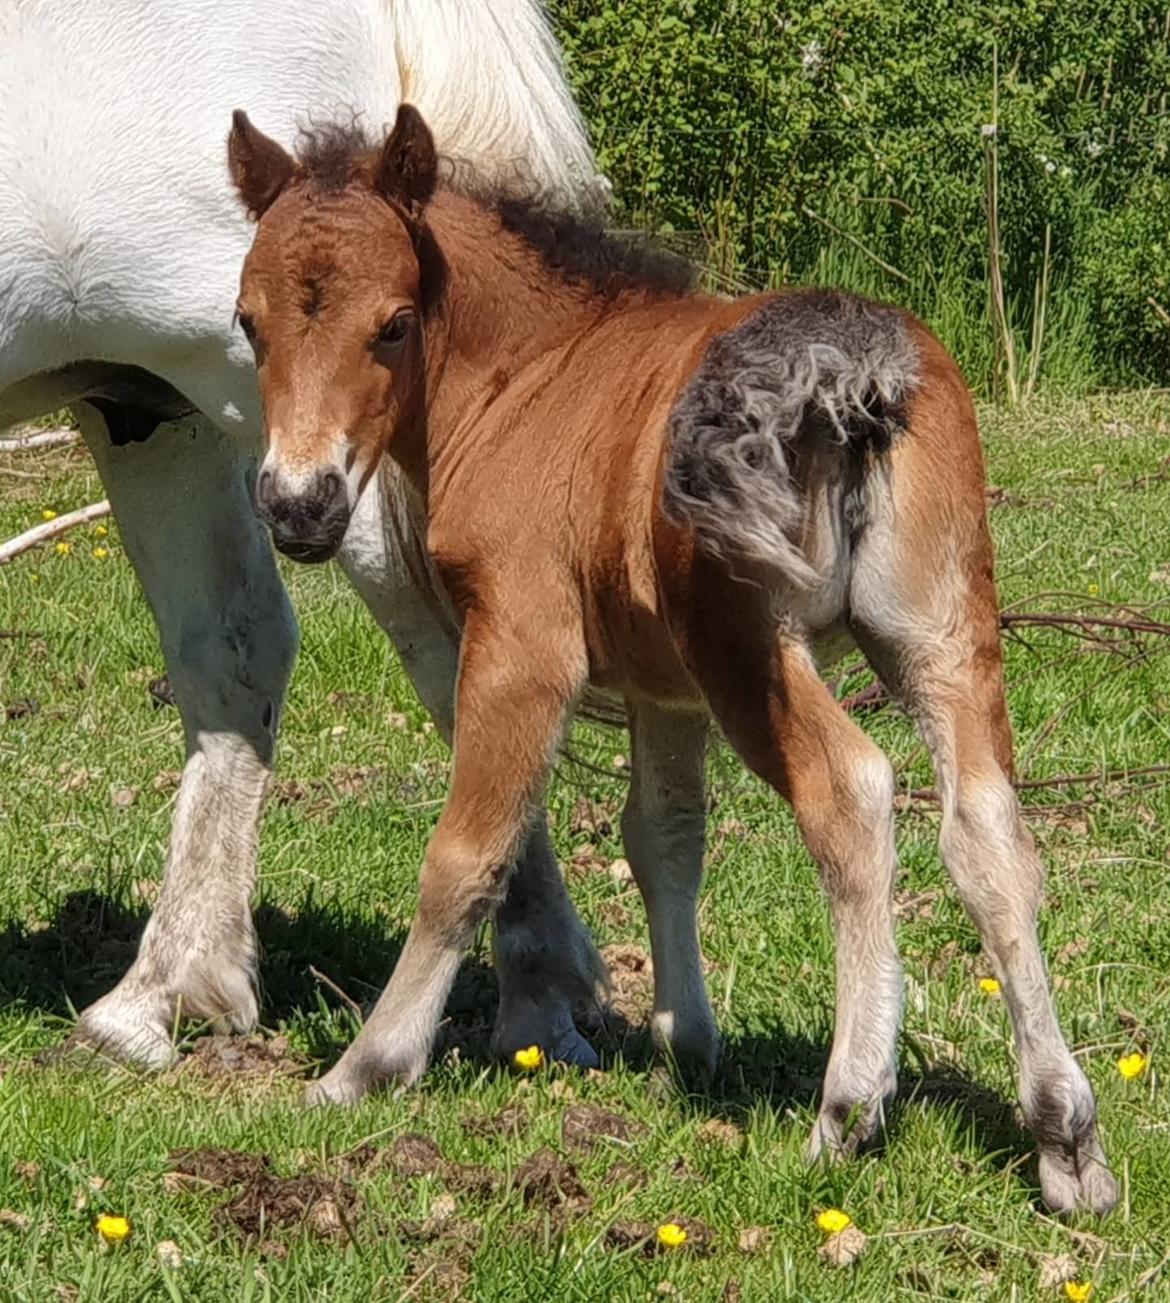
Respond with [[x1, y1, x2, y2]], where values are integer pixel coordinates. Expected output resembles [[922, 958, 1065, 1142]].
[[600, 943, 654, 1022], [513, 1148, 591, 1214], [605, 1214, 715, 1256], [695, 1118, 743, 1149], [179, 1033, 306, 1080], [562, 1102, 645, 1152], [3, 697, 39, 721], [569, 795, 619, 841], [461, 1104, 528, 1140], [336, 1133, 499, 1200], [443, 1162, 500, 1200], [603, 1160, 649, 1190], [217, 1173, 359, 1240], [166, 1144, 360, 1241], [168, 1147, 272, 1188], [389, 1133, 445, 1179]]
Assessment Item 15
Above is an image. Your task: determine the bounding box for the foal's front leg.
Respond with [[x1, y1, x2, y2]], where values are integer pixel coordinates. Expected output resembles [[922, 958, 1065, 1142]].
[[70, 410, 297, 1066], [307, 603, 586, 1104], [339, 475, 603, 1068]]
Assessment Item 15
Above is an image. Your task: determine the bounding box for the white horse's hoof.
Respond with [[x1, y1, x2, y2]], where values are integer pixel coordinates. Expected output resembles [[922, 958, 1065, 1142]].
[[68, 994, 179, 1070]]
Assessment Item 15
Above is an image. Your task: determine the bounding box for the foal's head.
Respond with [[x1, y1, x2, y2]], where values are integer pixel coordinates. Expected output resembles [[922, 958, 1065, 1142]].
[[230, 106, 438, 562]]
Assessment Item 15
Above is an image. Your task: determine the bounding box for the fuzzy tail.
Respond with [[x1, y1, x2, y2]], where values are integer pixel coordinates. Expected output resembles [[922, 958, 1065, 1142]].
[[663, 289, 921, 586]]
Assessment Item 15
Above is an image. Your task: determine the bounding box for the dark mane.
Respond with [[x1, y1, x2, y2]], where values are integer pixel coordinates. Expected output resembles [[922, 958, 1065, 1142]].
[[292, 119, 699, 300], [296, 119, 376, 192], [491, 195, 698, 301]]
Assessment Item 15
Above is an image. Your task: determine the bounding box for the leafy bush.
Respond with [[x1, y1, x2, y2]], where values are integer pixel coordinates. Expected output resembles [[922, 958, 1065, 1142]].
[[551, 0, 1170, 393]]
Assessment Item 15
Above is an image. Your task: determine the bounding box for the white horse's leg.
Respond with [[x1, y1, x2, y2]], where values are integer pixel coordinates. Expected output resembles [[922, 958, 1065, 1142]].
[[69, 408, 296, 1067], [338, 465, 603, 1067]]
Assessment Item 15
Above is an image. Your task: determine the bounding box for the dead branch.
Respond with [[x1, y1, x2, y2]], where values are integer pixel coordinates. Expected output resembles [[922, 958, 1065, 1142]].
[[0, 427, 79, 452], [835, 598, 1170, 723], [308, 966, 363, 1020], [1015, 762, 1170, 793], [1001, 609, 1170, 639], [895, 762, 1170, 814], [1119, 454, 1170, 493], [840, 680, 889, 712], [0, 500, 111, 564]]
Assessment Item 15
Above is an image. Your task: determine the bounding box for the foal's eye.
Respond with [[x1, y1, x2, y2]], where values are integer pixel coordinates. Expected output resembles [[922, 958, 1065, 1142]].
[[373, 311, 414, 356]]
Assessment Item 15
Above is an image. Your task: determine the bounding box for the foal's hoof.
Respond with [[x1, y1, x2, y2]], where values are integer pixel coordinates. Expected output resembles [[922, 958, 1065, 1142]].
[[305, 1043, 426, 1107], [1039, 1148, 1118, 1217], [1030, 1073, 1118, 1216], [806, 1095, 887, 1162]]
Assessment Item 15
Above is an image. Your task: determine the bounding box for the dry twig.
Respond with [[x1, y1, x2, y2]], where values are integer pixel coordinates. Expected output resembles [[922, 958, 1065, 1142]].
[[0, 500, 111, 564], [0, 427, 79, 452]]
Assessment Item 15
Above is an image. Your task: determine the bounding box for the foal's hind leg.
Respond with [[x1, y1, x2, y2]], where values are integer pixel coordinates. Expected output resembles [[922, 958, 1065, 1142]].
[[338, 473, 603, 1068], [70, 409, 296, 1067], [621, 702, 718, 1078], [688, 611, 902, 1155], [849, 391, 1116, 1214]]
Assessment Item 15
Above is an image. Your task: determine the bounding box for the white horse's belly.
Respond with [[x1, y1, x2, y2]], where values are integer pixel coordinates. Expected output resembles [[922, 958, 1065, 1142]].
[[0, 0, 400, 431]]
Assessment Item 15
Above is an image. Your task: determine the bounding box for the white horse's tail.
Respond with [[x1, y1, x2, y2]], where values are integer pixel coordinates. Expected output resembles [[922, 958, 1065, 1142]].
[[391, 0, 609, 214]]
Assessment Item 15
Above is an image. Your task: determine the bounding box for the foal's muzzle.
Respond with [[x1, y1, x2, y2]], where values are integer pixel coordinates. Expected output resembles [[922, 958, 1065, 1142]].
[[255, 465, 351, 564]]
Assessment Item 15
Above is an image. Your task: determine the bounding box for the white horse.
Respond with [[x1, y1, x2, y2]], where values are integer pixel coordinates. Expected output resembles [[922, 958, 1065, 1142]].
[[0, 0, 616, 1071]]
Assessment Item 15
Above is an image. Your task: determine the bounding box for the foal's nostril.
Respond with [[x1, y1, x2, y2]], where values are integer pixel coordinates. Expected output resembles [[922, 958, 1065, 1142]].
[[318, 469, 346, 509], [256, 467, 276, 510]]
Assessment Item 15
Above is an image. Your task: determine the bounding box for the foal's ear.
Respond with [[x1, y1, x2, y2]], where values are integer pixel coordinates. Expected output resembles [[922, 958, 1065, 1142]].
[[228, 110, 296, 220], [373, 104, 437, 216]]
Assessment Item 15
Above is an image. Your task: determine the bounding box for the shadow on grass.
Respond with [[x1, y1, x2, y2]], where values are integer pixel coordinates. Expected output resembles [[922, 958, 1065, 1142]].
[[0, 889, 1032, 1192], [708, 1033, 1028, 1157], [0, 888, 505, 1063]]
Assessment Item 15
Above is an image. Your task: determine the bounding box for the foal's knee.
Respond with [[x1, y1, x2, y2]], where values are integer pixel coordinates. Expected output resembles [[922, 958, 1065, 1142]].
[[418, 828, 513, 945]]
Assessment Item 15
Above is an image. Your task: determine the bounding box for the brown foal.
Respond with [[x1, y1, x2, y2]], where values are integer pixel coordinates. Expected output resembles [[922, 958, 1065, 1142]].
[[229, 105, 1117, 1213]]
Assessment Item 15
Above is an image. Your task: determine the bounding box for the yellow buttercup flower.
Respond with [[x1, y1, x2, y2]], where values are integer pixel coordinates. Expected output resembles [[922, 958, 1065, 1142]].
[[656, 1222, 688, 1248], [1087, 584, 1099, 597], [92, 546, 109, 559], [815, 1208, 852, 1234], [1118, 1052, 1147, 1080], [55, 541, 72, 555], [96, 1214, 131, 1243], [1064, 1282, 1092, 1302], [41, 508, 58, 521], [513, 1045, 544, 1072], [979, 977, 1002, 996], [94, 524, 109, 536]]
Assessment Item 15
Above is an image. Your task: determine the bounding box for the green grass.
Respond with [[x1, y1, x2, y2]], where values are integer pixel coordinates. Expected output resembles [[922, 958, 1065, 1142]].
[[2, 392, 1169, 1300]]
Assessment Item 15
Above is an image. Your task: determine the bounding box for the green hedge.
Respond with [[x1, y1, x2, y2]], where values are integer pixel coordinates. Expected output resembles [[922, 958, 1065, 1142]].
[[551, 0, 1170, 393]]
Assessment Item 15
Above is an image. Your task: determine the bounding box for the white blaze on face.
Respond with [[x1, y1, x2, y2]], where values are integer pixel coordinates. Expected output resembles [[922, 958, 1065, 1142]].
[[260, 430, 359, 512]]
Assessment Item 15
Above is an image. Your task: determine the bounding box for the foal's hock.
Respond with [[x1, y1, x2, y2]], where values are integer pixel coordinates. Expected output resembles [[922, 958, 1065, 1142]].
[[230, 104, 1117, 1215]]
